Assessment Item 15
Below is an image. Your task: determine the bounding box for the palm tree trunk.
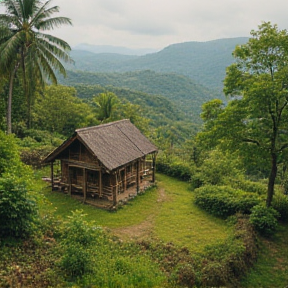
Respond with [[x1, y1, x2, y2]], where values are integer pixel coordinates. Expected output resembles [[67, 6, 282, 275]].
[[7, 63, 20, 134], [266, 152, 277, 207]]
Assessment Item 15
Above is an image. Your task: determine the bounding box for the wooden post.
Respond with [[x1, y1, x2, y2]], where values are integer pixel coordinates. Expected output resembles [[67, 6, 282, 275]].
[[51, 161, 54, 190], [136, 160, 140, 193], [112, 172, 117, 206], [152, 153, 156, 183], [83, 168, 86, 203], [99, 169, 102, 198], [68, 167, 72, 196], [124, 167, 127, 192]]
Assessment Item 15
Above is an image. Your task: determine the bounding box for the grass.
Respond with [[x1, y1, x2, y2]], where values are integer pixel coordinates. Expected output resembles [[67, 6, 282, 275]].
[[41, 172, 231, 253], [241, 222, 288, 288], [154, 174, 230, 253]]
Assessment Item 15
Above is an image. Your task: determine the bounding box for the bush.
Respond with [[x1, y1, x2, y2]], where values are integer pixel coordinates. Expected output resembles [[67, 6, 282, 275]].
[[190, 149, 244, 188], [0, 177, 38, 239], [249, 204, 280, 235], [201, 215, 257, 287], [272, 193, 288, 221], [58, 210, 101, 279], [229, 178, 267, 196], [157, 158, 193, 181], [194, 185, 261, 218], [20, 145, 55, 168]]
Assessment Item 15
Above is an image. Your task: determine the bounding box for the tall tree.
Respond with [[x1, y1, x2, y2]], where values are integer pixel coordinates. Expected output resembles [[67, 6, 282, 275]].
[[0, 0, 72, 133], [198, 22, 288, 207]]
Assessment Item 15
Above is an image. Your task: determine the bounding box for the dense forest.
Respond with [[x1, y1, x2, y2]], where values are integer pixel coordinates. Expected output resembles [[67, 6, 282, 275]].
[[0, 0, 288, 287]]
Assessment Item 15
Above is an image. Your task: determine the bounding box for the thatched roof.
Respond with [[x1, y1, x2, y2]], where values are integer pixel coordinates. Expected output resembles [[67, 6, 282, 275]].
[[43, 119, 157, 171]]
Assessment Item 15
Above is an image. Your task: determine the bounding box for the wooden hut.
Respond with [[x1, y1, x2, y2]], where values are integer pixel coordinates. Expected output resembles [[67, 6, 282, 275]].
[[43, 119, 158, 207]]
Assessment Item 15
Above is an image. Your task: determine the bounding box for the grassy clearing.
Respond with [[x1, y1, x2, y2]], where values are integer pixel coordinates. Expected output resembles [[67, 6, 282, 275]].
[[241, 222, 288, 288], [42, 185, 159, 228], [154, 174, 231, 253], [41, 172, 231, 253]]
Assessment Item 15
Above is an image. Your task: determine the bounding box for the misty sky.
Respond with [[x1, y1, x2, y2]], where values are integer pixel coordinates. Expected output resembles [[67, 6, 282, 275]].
[[2, 0, 288, 49]]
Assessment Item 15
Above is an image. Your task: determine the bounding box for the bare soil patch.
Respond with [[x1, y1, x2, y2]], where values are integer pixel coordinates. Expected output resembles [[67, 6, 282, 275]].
[[110, 188, 169, 241]]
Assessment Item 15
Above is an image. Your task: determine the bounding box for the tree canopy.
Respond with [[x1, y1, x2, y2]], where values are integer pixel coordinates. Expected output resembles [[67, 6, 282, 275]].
[[0, 0, 72, 133], [198, 22, 288, 207]]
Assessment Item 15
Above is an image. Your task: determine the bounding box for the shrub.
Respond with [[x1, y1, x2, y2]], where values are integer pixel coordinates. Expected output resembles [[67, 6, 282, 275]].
[[58, 210, 101, 279], [229, 178, 267, 196], [201, 215, 257, 287], [272, 193, 288, 221], [157, 158, 193, 181], [249, 204, 280, 235], [20, 145, 54, 168], [0, 131, 22, 176], [194, 185, 261, 218], [190, 149, 244, 188], [0, 177, 38, 239]]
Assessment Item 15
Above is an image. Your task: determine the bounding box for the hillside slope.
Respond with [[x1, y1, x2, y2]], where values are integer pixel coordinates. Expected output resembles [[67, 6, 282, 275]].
[[60, 70, 221, 123], [69, 37, 249, 90]]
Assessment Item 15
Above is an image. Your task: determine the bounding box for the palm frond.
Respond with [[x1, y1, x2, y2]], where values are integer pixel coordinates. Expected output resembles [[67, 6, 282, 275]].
[[35, 36, 72, 63], [36, 32, 71, 51], [35, 41, 67, 76], [36, 16, 72, 30]]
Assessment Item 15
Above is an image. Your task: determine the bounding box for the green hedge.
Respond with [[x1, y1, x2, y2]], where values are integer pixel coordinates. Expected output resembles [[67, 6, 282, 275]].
[[249, 204, 280, 235], [194, 185, 261, 218], [156, 160, 192, 181]]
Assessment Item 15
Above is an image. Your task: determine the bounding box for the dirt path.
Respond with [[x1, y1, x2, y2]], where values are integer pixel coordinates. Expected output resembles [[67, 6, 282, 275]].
[[110, 188, 168, 241]]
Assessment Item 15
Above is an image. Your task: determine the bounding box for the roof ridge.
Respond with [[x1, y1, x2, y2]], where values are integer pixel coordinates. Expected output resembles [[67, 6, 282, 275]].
[[76, 119, 130, 133], [116, 124, 145, 156]]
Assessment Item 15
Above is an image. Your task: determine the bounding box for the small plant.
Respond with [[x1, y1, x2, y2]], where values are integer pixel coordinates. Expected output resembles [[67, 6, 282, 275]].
[[249, 204, 280, 235]]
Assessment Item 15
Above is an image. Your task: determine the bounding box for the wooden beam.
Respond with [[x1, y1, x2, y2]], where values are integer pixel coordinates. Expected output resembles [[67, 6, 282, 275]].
[[124, 167, 127, 192], [83, 168, 87, 203], [113, 173, 117, 206], [152, 153, 156, 183], [99, 169, 102, 198], [136, 160, 140, 193], [68, 167, 72, 196], [51, 161, 54, 190]]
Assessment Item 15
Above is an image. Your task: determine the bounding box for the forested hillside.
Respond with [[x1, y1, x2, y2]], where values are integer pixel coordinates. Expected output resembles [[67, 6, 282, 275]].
[[68, 37, 248, 90], [60, 70, 220, 123]]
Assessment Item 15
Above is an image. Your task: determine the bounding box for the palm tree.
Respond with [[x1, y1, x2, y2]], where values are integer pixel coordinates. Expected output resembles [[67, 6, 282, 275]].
[[94, 92, 119, 122], [0, 0, 72, 133]]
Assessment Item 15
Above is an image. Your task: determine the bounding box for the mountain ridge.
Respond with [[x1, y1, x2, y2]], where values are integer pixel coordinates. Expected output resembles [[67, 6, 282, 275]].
[[69, 37, 249, 90]]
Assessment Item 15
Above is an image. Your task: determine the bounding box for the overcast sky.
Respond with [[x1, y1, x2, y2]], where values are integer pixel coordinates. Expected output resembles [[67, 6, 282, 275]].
[[2, 0, 288, 50]]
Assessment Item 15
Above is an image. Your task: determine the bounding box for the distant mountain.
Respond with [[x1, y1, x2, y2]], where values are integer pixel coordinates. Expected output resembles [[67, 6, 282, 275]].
[[69, 37, 249, 91], [59, 70, 221, 124], [73, 43, 159, 56]]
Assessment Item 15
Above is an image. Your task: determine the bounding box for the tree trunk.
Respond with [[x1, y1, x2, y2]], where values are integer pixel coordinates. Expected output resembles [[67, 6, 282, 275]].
[[267, 152, 277, 207], [7, 64, 19, 134]]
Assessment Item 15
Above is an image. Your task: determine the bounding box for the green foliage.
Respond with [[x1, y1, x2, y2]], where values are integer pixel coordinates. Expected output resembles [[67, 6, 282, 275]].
[[0, 176, 37, 239], [201, 215, 257, 287], [156, 155, 194, 181], [32, 85, 98, 136], [15, 128, 64, 168], [190, 149, 245, 189], [68, 37, 249, 90], [194, 185, 261, 218], [0, 130, 21, 175], [61, 70, 221, 124], [58, 210, 99, 279], [272, 193, 288, 221], [93, 91, 119, 122], [249, 204, 280, 235]]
